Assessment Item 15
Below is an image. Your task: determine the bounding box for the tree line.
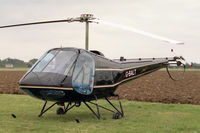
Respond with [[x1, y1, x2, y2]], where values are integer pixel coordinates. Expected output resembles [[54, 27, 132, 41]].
[[186, 63, 200, 69], [0, 58, 38, 68]]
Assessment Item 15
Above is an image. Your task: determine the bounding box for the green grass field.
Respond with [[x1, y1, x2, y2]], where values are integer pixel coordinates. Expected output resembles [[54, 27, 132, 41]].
[[160, 68, 200, 71], [0, 68, 29, 71], [0, 94, 200, 133], [0, 67, 199, 72]]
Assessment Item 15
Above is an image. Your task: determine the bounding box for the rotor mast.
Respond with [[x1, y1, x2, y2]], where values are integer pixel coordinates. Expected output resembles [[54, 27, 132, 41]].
[[85, 21, 89, 50], [80, 14, 95, 50]]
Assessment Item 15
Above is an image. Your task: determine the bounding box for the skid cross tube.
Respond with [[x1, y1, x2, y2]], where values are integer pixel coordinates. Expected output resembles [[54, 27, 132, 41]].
[[84, 95, 124, 119], [64, 103, 76, 113], [63, 102, 70, 113], [105, 96, 124, 117], [37, 95, 124, 119], [83, 95, 101, 119], [88, 101, 115, 113], [38, 101, 58, 117], [38, 101, 77, 117], [83, 102, 101, 119]]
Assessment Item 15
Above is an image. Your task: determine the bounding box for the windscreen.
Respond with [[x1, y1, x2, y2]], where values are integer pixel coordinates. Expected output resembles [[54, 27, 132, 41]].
[[32, 50, 77, 75]]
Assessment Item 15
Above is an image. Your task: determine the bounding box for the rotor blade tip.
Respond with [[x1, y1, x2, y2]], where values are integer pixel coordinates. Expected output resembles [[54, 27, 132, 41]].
[[176, 42, 184, 45]]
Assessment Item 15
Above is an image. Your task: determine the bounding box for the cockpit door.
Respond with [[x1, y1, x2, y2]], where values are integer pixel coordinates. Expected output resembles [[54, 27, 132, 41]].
[[72, 52, 95, 95]]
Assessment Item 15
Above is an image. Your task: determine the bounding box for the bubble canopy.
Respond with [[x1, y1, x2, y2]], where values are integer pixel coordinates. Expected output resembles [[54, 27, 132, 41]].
[[19, 48, 95, 95], [32, 49, 77, 75]]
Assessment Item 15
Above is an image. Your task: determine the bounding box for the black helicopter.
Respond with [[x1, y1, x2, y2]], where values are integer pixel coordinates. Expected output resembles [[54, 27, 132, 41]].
[[0, 14, 185, 119]]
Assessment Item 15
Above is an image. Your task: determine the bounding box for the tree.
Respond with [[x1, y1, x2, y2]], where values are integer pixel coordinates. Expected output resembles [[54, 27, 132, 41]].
[[27, 58, 38, 68]]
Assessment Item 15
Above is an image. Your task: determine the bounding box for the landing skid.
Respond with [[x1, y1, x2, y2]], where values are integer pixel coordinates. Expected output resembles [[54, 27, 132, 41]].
[[38, 94, 124, 119], [38, 101, 77, 117]]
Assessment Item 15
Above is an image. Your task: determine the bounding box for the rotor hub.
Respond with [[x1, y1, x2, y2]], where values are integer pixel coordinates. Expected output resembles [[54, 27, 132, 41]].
[[80, 14, 96, 22]]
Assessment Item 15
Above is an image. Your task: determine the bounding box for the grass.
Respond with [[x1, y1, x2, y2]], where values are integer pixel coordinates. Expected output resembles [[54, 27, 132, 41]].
[[0, 68, 29, 71], [0, 67, 199, 72], [160, 68, 200, 71], [1, 94, 200, 133]]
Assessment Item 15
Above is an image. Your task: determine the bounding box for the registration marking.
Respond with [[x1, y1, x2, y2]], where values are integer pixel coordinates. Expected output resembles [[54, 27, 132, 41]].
[[125, 69, 136, 78]]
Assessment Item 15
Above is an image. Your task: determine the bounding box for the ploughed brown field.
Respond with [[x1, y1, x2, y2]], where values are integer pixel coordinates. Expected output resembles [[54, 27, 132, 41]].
[[0, 70, 200, 104]]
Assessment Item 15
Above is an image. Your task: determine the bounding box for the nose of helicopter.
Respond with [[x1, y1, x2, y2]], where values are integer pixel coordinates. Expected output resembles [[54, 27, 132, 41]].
[[19, 70, 75, 101], [19, 70, 73, 87], [19, 48, 79, 87], [19, 47, 95, 98]]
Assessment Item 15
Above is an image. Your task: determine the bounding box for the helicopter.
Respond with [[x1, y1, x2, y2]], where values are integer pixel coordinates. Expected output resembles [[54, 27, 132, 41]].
[[0, 14, 185, 119]]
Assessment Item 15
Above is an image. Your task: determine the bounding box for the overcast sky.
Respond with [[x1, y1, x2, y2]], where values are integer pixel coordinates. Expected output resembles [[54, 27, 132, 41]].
[[0, 0, 199, 63]]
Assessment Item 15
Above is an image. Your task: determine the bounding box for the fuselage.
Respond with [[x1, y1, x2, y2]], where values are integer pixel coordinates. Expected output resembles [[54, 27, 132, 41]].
[[19, 47, 174, 102]]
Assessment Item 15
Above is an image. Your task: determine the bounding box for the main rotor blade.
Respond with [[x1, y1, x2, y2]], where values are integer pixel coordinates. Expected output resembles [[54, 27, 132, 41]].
[[0, 18, 79, 29], [92, 19, 184, 45]]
